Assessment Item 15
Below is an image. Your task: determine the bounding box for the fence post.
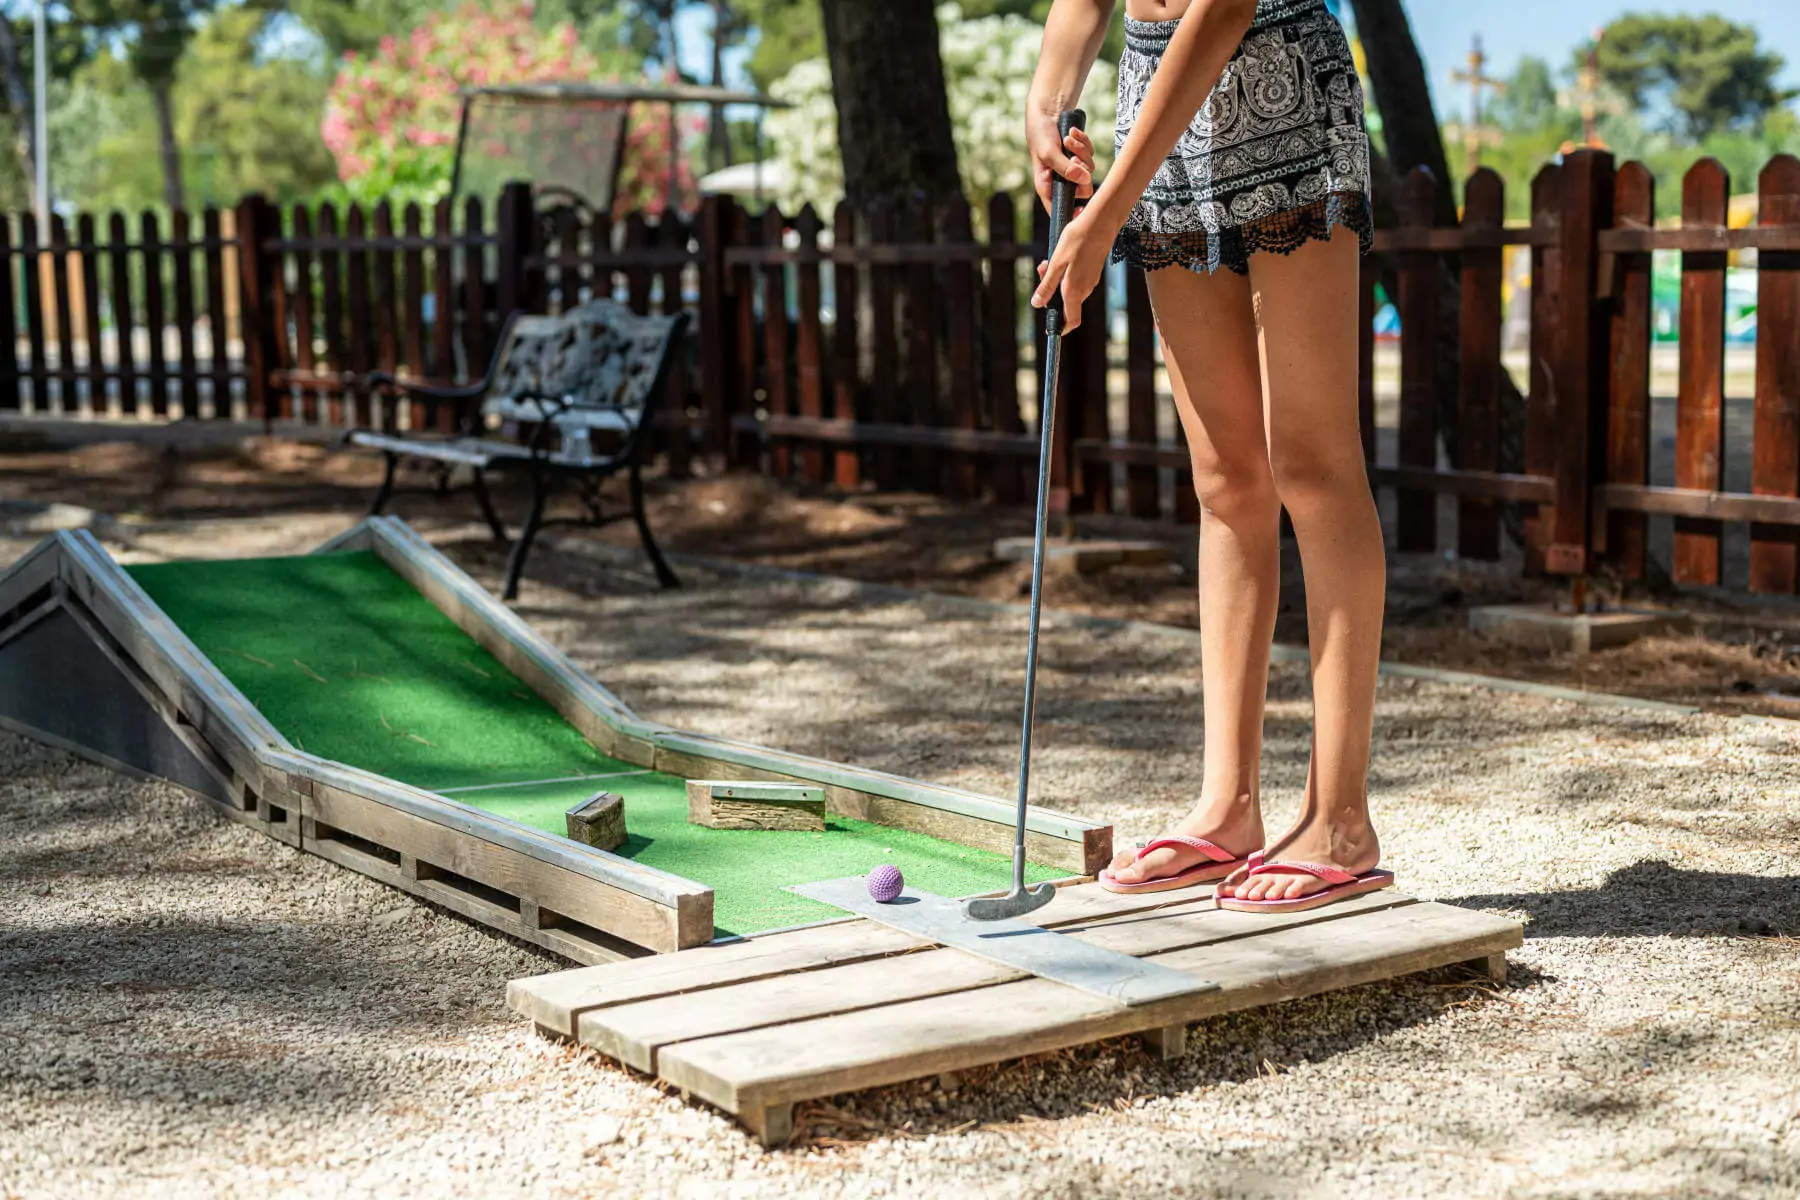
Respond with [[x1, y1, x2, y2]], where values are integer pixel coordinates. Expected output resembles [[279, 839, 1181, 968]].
[[1603, 161, 1656, 581], [235, 193, 279, 427], [1546, 148, 1616, 577], [495, 180, 536, 319], [696, 193, 732, 471], [1751, 155, 1800, 594]]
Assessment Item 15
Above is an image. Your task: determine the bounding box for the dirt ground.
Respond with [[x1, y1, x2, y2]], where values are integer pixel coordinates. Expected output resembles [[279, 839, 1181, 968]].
[[0, 505, 1795, 1199], [3, 434, 1799, 719]]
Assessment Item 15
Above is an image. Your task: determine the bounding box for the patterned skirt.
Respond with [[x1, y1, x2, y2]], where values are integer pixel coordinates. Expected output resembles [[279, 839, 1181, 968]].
[[1110, 0, 1374, 277]]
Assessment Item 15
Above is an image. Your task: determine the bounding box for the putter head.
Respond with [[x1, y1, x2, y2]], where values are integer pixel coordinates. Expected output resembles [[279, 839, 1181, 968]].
[[961, 880, 1057, 922]]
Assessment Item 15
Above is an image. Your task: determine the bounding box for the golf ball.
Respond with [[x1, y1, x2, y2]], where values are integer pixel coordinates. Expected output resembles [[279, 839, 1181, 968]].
[[866, 864, 904, 903]]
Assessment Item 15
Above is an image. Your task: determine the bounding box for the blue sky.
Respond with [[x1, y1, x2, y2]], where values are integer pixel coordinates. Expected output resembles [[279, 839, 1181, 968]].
[[675, 1, 1799, 112], [1403, 1, 1800, 111]]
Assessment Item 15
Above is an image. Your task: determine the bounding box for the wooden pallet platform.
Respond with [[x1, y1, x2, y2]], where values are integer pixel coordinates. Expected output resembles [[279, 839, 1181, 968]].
[[508, 880, 1523, 1145]]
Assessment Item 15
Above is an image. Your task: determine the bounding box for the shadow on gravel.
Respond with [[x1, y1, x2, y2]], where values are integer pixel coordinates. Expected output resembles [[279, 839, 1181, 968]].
[[1455, 859, 1800, 938]]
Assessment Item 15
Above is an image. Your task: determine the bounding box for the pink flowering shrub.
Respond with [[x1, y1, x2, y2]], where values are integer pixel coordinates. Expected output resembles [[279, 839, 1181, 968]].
[[322, 0, 702, 216]]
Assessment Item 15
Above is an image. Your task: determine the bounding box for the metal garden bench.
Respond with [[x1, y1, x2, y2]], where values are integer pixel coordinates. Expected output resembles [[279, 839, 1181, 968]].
[[349, 299, 687, 600]]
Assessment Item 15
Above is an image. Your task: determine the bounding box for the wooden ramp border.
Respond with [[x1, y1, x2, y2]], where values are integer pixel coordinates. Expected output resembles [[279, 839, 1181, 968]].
[[507, 880, 1522, 1145], [0, 520, 1112, 960]]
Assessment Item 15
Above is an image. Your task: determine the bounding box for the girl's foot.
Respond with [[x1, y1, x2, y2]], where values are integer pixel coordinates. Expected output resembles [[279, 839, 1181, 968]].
[[1102, 797, 1263, 889], [1216, 810, 1380, 903]]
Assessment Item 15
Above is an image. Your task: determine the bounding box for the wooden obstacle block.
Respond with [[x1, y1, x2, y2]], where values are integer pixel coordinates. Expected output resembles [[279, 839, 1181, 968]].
[[687, 780, 826, 831], [565, 791, 627, 851]]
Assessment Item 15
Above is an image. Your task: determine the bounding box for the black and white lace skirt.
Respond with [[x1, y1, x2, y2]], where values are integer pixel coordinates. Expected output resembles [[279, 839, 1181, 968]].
[[1110, 0, 1374, 277]]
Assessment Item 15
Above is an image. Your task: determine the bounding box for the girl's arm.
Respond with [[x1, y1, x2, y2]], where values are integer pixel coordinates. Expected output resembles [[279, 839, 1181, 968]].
[[1032, 0, 1259, 323], [1026, 1, 1116, 211]]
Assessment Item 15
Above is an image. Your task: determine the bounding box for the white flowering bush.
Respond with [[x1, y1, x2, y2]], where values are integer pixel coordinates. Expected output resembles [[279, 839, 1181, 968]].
[[766, 3, 1116, 221]]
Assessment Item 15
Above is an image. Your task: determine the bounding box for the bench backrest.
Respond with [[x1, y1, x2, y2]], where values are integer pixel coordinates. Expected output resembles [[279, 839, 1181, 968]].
[[483, 299, 685, 433]]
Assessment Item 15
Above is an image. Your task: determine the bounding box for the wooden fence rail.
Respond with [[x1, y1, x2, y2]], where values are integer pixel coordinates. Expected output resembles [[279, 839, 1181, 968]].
[[2, 152, 1798, 600]]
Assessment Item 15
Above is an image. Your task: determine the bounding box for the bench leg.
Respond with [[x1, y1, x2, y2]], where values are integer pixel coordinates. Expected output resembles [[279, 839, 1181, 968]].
[[369, 453, 399, 516], [629, 460, 680, 589], [470, 469, 510, 544], [502, 466, 548, 602]]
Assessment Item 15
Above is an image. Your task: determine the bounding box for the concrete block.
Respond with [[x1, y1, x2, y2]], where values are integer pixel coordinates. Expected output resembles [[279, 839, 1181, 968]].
[[1468, 604, 1690, 654]]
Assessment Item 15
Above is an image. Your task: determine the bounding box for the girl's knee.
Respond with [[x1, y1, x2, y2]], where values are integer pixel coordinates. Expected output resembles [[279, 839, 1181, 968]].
[[1192, 461, 1280, 523]]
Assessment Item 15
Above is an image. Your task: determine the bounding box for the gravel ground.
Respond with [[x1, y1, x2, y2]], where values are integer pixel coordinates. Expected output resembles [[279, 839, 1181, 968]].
[[1, 518, 1797, 1199]]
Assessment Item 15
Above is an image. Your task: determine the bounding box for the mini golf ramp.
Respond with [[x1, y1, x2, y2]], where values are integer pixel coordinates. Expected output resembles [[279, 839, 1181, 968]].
[[0, 517, 1112, 961], [508, 878, 1522, 1145]]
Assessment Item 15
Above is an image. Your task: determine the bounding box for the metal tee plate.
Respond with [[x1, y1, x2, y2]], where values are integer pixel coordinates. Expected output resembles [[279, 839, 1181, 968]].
[[789, 877, 1218, 1008]]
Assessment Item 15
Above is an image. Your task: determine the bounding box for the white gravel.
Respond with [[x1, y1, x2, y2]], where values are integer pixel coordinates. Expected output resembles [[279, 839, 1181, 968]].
[[1, 518, 1796, 1199]]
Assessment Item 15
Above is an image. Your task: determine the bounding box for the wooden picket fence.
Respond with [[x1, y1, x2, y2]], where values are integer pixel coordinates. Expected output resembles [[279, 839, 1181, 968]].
[[2, 152, 1798, 596]]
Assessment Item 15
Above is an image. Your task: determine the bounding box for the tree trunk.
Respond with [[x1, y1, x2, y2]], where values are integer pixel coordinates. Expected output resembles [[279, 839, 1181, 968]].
[[817, 0, 962, 210], [1351, 0, 1529, 543], [151, 80, 183, 211], [0, 21, 36, 201]]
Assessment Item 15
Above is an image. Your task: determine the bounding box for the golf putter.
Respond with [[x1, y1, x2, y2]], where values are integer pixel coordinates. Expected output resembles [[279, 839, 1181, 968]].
[[965, 108, 1086, 924]]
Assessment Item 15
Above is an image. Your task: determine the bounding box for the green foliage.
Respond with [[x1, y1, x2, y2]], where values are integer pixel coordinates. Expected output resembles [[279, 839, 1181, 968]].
[[1591, 13, 1795, 141]]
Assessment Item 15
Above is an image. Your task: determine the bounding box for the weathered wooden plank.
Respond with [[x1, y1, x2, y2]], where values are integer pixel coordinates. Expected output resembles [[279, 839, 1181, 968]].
[[19, 213, 45, 413], [316, 203, 346, 424], [1674, 158, 1729, 586], [0, 214, 17, 411], [169, 210, 200, 417], [75, 215, 103, 416], [1396, 167, 1439, 553], [288, 207, 319, 423], [687, 779, 827, 830], [986, 193, 1024, 504], [344, 204, 373, 428], [305, 778, 695, 952], [1457, 169, 1504, 560], [140, 211, 170, 417], [794, 204, 827, 485], [729, 201, 759, 468], [203, 207, 230, 419], [48, 215, 74, 416], [1605, 161, 1655, 580], [581, 891, 1417, 1071], [430, 198, 455, 394], [868, 201, 901, 488], [761, 205, 792, 479], [461, 196, 489, 389], [400, 203, 426, 388], [1524, 164, 1562, 572], [659, 214, 692, 478], [508, 879, 1216, 1036], [942, 201, 980, 499], [658, 902, 1521, 1122], [371, 201, 400, 427], [1548, 149, 1616, 575], [830, 201, 861, 490], [901, 199, 940, 491], [1751, 155, 1800, 593]]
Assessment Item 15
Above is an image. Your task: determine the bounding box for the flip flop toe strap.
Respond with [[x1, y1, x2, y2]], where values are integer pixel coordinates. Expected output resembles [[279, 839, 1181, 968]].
[[1137, 835, 1237, 865], [1243, 855, 1359, 886]]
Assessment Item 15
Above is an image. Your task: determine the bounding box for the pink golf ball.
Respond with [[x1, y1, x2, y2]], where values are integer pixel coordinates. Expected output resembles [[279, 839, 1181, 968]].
[[866, 864, 905, 903]]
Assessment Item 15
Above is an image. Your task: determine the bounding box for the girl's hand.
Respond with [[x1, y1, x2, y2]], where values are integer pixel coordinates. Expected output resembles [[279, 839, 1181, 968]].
[[1030, 204, 1113, 333], [1027, 112, 1096, 214]]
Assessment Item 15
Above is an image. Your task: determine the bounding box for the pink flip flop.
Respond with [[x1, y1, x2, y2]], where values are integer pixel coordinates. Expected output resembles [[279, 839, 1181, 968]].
[[1212, 851, 1395, 913], [1098, 835, 1250, 895]]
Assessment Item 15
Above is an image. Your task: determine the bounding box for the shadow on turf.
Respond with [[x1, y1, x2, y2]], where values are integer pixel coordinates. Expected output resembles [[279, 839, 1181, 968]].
[[1453, 859, 1800, 939]]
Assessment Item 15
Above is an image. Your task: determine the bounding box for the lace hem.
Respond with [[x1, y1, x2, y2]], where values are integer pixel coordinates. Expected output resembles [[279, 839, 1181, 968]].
[[1110, 191, 1374, 277]]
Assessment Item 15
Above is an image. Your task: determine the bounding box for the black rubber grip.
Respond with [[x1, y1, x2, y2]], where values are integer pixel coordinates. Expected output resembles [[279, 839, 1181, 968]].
[[1045, 108, 1087, 325]]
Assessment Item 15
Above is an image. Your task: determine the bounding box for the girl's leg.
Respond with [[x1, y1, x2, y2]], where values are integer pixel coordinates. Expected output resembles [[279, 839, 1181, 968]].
[[1221, 226, 1386, 901], [1105, 263, 1279, 884]]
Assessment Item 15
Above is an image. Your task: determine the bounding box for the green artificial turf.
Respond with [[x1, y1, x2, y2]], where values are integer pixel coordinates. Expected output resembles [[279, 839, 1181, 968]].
[[127, 551, 1057, 934]]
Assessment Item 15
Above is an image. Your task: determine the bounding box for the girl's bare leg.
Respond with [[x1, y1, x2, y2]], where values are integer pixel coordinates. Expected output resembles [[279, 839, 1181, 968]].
[[1105, 263, 1279, 884], [1221, 226, 1386, 901]]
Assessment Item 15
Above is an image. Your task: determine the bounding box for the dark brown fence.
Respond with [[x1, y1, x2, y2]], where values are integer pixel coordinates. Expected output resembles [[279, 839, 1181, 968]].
[[3, 152, 1798, 598]]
